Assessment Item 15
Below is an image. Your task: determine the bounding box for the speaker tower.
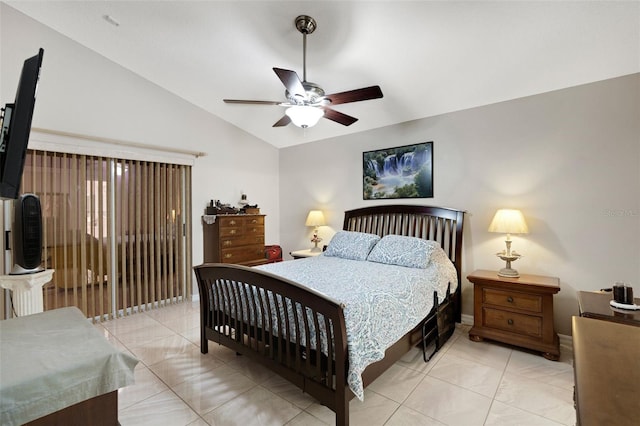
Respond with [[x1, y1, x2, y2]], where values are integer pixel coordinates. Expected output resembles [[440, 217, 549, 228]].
[[11, 193, 44, 274]]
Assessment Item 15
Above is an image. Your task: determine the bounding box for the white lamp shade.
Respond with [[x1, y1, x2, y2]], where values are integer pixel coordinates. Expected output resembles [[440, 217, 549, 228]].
[[488, 209, 529, 234], [305, 210, 325, 227], [285, 105, 324, 128]]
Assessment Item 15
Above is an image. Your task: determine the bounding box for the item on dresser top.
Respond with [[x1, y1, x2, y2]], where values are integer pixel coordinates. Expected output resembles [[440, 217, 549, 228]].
[[205, 200, 218, 215], [609, 299, 640, 310], [612, 282, 634, 304]]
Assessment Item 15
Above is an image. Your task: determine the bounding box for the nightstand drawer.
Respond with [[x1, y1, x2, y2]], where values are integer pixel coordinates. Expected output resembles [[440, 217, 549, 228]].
[[483, 307, 542, 338], [483, 288, 542, 313]]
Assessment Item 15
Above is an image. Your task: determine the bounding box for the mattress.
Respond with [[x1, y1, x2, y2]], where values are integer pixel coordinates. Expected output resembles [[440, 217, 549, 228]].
[[256, 248, 457, 400]]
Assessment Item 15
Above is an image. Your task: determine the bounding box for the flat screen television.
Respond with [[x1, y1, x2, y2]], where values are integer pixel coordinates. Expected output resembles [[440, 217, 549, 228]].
[[0, 48, 44, 200]]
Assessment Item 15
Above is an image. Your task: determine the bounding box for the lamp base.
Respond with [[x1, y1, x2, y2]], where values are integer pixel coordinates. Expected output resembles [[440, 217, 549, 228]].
[[496, 252, 522, 278], [498, 267, 520, 278]]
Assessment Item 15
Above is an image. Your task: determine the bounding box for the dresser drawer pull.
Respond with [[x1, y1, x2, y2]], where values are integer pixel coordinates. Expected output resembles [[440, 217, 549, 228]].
[[223, 241, 232, 246], [229, 229, 236, 235], [229, 220, 236, 225], [507, 319, 514, 325], [507, 296, 514, 303], [224, 253, 233, 259], [251, 219, 257, 224]]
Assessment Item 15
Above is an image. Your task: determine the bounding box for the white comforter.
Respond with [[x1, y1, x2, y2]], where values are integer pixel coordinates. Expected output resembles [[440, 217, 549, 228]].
[[256, 248, 457, 400]]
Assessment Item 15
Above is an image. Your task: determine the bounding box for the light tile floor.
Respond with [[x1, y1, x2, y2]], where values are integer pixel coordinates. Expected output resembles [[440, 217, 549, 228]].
[[96, 301, 576, 425]]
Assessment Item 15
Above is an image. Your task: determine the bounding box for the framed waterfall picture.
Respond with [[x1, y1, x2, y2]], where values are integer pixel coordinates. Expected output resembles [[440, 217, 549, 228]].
[[362, 141, 433, 199]]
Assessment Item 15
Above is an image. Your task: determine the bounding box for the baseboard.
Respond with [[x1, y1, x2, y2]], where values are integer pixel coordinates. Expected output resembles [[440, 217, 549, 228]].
[[558, 333, 572, 351], [460, 313, 474, 325]]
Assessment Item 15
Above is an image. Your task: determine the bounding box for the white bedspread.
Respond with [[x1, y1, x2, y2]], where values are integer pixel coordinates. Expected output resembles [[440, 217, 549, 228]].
[[256, 249, 457, 400], [0, 307, 138, 425]]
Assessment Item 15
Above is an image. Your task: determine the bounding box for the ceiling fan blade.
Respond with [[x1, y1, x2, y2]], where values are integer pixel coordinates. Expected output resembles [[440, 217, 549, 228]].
[[273, 68, 306, 97], [223, 99, 285, 105], [273, 115, 291, 127], [322, 108, 358, 126], [325, 86, 383, 106]]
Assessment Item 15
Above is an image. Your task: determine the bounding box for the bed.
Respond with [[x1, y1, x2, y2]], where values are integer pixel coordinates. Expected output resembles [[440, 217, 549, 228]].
[[194, 204, 464, 426]]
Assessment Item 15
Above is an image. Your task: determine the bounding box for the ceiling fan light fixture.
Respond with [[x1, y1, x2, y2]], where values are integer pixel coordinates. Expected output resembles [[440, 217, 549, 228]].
[[285, 105, 324, 128]]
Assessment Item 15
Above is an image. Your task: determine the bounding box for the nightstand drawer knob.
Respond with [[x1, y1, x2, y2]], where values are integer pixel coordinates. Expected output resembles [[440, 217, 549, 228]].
[[507, 319, 514, 325], [507, 296, 514, 303]]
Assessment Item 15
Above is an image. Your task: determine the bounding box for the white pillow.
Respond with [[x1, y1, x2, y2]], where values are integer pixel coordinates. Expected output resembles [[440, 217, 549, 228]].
[[323, 231, 381, 261], [367, 234, 439, 268]]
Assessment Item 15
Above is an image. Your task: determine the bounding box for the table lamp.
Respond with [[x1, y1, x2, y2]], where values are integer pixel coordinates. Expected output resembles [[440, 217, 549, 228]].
[[305, 210, 325, 252], [488, 209, 529, 277]]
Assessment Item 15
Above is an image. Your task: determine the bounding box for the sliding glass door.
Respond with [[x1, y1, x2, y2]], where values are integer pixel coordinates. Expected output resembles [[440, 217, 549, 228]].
[[19, 150, 192, 321]]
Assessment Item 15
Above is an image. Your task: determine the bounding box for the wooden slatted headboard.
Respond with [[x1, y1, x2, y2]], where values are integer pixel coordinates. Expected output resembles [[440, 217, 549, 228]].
[[343, 204, 465, 321]]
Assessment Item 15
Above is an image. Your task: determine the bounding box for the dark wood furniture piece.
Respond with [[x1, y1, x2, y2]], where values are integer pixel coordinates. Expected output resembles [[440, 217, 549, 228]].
[[24, 391, 118, 426], [203, 214, 267, 266], [468, 269, 560, 360], [194, 205, 464, 426], [572, 316, 640, 426], [577, 290, 640, 327]]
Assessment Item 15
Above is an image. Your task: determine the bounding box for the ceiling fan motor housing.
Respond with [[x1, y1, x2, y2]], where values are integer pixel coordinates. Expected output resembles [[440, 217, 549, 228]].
[[286, 81, 326, 105]]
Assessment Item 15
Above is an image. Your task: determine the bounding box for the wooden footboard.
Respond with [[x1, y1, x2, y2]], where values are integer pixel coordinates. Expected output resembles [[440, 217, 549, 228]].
[[195, 263, 458, 426], [194, 263, 351, 423]]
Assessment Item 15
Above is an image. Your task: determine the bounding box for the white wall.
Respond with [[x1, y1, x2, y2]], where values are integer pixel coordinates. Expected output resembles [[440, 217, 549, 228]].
[[279, 73, 640, 335], [1, 4, 280, 286]]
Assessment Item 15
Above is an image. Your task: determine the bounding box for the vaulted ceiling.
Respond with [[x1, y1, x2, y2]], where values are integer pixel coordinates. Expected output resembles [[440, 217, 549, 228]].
[[6, 1, 639, 148]]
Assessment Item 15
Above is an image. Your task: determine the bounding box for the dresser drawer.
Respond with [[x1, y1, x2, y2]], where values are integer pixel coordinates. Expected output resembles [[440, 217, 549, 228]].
[[219, 226, 243, 237], [218, 217, 242, 227], [244, 226, 264, 236], [243, 216, 264, 226], [220, 234, 265, 248], [483, 288, 542, 313], [482, 307, 542, 338], [221, 244, 265, 264]]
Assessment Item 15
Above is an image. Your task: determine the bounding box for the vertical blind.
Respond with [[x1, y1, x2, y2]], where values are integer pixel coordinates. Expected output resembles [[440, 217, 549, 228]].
[[20, 150, 192, 321]]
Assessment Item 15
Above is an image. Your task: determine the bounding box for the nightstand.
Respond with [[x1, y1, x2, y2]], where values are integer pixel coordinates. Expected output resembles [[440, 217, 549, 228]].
[[468, 269, 561, 360], [290, 249, 323, 259]]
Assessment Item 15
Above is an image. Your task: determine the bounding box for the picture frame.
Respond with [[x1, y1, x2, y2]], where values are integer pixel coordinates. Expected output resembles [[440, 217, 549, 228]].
[[363, 141, 433, 200]]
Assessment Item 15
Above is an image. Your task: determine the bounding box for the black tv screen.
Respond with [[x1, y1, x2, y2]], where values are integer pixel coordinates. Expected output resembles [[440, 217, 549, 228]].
[[0, 48, 44, 200]]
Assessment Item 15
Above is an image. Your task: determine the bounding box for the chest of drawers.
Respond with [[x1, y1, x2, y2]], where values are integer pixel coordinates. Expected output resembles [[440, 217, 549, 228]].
[[468, 269, 560, 360], [203, 214, 267, 266]]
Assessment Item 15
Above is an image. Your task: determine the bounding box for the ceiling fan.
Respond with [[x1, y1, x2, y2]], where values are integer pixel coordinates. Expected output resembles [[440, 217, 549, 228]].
[[223, 15, 383, 128]]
